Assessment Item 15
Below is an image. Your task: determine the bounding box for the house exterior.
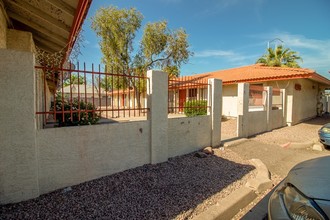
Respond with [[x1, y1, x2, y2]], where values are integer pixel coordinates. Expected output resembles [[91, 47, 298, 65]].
[[186, 64, 330, 126], [61, 84, 108, 108]]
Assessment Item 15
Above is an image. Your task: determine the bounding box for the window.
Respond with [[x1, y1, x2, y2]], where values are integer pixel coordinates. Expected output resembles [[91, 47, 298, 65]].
[[188, 88, 197, 99]]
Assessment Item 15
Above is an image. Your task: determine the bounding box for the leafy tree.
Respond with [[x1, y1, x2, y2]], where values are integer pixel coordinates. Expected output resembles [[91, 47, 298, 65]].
[[63, 74, 85, 87], [139, 21, 191, 77], [91, 6, 192, 106], [256, 45, 303, 68]]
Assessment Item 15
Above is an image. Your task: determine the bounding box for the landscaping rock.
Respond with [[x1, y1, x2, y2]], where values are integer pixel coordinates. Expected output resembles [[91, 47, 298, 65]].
[[312, 143, 324, 151], [203, 146, 214, 155]]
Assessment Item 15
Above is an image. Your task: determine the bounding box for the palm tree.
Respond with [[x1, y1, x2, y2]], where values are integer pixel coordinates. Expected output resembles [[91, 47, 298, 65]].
[[256, 45, 303, 68]]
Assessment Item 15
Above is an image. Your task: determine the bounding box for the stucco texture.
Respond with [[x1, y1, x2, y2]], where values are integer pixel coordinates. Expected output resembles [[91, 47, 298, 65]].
[[0, 7, 6, 48], [168, 116, 212, 158], [37, 121, 150, 194], [266, 79, 318, 125], [0, 50, 39, 204], [6, 29, 35, 52]]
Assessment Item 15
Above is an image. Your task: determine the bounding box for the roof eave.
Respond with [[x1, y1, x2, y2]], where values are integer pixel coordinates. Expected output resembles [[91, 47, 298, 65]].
[[308, 73, 330, 86], [62, 0, 92, 65], [222, 74, 313, 85]]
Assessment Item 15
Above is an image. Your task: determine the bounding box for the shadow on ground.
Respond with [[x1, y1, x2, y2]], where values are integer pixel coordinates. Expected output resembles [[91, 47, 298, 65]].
[[0, 152, 255, 220], [301, 113, 330, 126]]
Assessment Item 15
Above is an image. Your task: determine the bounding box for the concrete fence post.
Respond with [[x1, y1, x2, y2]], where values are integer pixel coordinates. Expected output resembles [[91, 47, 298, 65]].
[[237, 83, 249, 138], [147, 70, 168, 164], [265, 86, 273, 131], [208, 78, 222, 147], [0, 49, 39, 204], [281, 89, 287, 126]]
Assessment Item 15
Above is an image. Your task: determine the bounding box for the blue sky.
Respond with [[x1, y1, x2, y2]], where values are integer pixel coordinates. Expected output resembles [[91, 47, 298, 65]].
[[78, 0, 330, 78]]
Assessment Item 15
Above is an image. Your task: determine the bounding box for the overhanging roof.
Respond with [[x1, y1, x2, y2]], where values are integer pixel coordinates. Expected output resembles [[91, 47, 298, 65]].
[[2, 0, 92, 62], [188, 64, 330, 87]]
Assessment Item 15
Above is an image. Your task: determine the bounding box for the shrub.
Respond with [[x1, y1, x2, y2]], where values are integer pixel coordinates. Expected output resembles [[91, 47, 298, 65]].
[[51, 94, 99, 127], [184, 100, 208, 117]]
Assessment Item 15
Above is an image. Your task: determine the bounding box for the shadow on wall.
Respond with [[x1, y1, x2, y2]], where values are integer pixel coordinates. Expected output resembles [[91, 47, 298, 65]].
[[0, 151, 255, 220]]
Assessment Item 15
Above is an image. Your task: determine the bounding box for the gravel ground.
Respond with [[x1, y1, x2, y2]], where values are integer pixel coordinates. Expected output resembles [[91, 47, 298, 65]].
[[222, 114, 330, 144], [0, 149, 256, 220], [250, 114, 330, 145]]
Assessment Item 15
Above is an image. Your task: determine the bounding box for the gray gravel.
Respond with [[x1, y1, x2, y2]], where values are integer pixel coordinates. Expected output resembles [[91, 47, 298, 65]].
[[0, 149, 255, 220]]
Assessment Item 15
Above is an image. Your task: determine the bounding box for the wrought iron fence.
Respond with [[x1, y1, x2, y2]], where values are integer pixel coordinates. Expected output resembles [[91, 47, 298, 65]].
[[36, 63, 149, 128], [168, 75, 210, 116]]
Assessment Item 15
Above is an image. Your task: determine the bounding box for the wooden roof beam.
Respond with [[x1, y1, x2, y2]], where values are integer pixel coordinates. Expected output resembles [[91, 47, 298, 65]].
[[7, 0, 71, 34], [7, 11, 68, 46], [33, 35, 64, 52], [46, 0, 75, 16]]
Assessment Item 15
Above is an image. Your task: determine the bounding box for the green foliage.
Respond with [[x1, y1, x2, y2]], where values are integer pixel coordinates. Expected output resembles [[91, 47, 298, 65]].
[[91, 6, 143, 70], [140, 21, 192, 77], [51, 94, 99, 127], [91, 5, 192, 80], [256, 45, 303, 68], [63, 74, 85, 87], [184, 100, 208, 117], [91, 5, 193, 108]]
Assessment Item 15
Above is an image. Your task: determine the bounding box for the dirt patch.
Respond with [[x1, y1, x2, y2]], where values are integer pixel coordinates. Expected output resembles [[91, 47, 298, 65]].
[[221, 117, 238, 140], [0, 149, 256, 220]]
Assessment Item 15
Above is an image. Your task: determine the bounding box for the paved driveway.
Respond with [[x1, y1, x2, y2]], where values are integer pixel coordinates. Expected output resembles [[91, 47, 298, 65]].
[[224, 114, 330, 177], [227, 114, 330, 219]]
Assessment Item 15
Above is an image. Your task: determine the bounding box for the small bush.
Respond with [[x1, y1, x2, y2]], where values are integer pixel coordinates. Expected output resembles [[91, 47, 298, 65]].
[[51, 94, 99, 127], [184, 100, 208, 117]]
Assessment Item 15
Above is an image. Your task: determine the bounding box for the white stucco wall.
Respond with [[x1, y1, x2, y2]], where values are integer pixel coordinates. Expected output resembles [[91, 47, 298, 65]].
[[0, 6, 7, 48], [168, 116, 212, 158], [291, 79, 318, 124], [37, 121, 150, 194], [222, 84, 238, 117], [265, 79, 319, 125]]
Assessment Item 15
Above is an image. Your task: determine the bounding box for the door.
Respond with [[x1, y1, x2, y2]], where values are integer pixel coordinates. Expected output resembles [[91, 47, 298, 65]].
[[179, 89, 186, 112]]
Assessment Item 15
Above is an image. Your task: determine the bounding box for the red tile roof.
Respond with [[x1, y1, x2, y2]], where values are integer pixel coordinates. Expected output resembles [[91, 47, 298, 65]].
[[189, 64, 330, 86]]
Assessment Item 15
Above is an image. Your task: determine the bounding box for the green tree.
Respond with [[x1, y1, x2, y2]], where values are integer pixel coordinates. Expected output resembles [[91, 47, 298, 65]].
[[63, 74, 85, 87], [91, 6, 192, 105], [256, 45, 303, 68]]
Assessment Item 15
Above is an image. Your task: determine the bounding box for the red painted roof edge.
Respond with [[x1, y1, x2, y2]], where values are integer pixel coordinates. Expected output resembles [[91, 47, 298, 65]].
[[62, 0, 92, 65]]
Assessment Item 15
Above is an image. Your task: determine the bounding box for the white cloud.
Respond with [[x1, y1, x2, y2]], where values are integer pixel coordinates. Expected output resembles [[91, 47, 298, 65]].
[[195, 49, 235, 57], [250, 32, 330, 75], [194, 49, 259, 67]]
